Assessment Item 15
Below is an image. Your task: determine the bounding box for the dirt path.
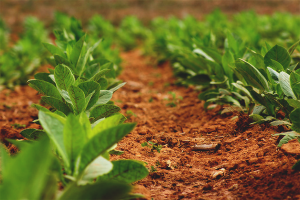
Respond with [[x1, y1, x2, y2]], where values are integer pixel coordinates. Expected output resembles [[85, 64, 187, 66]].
[[112, 50, 300, 199], [1, 50, 300, 199]]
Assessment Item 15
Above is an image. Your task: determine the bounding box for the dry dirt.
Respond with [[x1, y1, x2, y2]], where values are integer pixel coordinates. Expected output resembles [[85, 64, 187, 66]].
[[1, 50, 300, 199]]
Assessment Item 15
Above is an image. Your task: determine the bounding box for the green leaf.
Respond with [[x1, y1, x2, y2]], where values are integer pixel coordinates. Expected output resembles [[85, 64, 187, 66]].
[[0, 136, 53, 200], [20, 129, 44, 140], [222, 50, 235, 83], [70, 35, 86, 69], [185, 74, 211, 85], [91, 90, 113, 109], [78, 81, 100, 110], [290, 108, 300, 132], [267, 67, 279, 83], [77, 123, 136, 173], [268, 59, 284, 72], [34, 73, 55, 85], [81, 156, 113, 183], [77, 47, 92, 76], [286, 99, 300, 109], [279, 72, 296, 99], [64, 114, 87, 173], [54, 64, 75, 92], [91, 69, 111, 82], [274, 131, 300, 147], [39, 111, 70, 171], [288, 40, 300, 55], [54, 55, 72, 70], [90, 104, 121, 122], [67, 85, 86, 114], [98, 77, 108, 90], [58, 181, 131, 200], [109, 82, 126, 93], [248, 49, 265, 70], [28, 79, 62, 100], [236, 59, 270, 91], [42, 96, 72, 115], [98, 160, 148, 184], [43, 43, 66, 58], [264, 45, 291, 70], [290, 71, 300, 99], [90, 113, 125, 138]]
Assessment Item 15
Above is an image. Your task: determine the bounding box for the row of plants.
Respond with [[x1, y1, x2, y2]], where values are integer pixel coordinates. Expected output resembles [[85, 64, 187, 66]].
[[140, 13, 300, 169], [0, 22, 149, 199], [2, 10, 299, 89]]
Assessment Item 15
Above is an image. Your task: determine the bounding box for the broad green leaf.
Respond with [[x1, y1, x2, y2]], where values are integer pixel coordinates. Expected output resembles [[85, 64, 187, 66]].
[[264, 45, 291, 70], [98, 160, 148, 184], [58, 181, 131, 200], [67, 85, 86, 114], [77, 123, 136, 173], [91, 69, 111, 82], [54, 55, 72, 70], [100, 62, 116, 79], [77, 47, 91, 77], [42, 96, 72, 115], [64, 114, 87, 173], [222, 50, 235, 83], [290, 108, 300, 132], [98, 77, 108, 90], [91, 90, 113, 109], [20, 129, 44, 140], [78, 81, 100, 110], [287, 99, 300, 109], [0, 136, 53, 200], [43, 43, 66, 58], [248, 49, 265, 70], [90, 104, 120, 122], [81, 156, 113, 183], [268, 59, 284, 72], [236, 59, 270, 91], [288, 40, 300, 55], [290, 72, 300, 99], [31, 103, 49, 112], [54, 64, 75, 92], [109, 82, 126, 93], [90, 113, 125, 138], [279, 72, 296, 99], [34, 73, 55, 85], [70, 35, 86, 69], [39, 111, 70, 171], [28, 79, 62, 100]]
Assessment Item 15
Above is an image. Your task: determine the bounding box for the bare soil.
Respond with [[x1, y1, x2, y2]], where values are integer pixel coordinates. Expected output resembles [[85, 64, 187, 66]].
[[1, 50, 300, 199]]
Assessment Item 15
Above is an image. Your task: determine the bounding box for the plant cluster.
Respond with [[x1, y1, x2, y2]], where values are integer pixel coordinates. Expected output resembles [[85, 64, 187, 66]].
[[0, 17, 49, 88], [1, 27, 148, 199]]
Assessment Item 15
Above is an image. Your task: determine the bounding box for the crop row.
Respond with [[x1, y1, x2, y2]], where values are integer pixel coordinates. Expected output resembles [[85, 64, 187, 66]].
[[1, 10, 300, 199]]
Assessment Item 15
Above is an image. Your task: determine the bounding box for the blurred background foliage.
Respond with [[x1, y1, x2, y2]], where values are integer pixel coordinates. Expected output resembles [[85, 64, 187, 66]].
[[1, 0, 299, 31]]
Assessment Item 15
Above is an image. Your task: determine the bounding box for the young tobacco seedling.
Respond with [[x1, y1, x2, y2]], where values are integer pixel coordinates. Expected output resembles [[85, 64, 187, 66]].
[[141, 141, 162, 153], [166, 91, 183, 107]]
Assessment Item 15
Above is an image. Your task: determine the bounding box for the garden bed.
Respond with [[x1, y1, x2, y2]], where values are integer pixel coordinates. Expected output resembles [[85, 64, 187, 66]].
[[1, 49, 300, 199]]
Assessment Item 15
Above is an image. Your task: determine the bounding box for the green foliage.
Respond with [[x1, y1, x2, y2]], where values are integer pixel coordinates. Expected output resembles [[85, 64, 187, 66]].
[[141, 141, 163, 153], [28, 33, 125, 122], [37, 110, 148, 185], [0, 17, 49, 88]]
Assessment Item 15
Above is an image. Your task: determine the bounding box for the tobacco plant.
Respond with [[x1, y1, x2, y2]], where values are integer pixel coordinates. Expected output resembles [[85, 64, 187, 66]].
[[28, 33, 125, 124]]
